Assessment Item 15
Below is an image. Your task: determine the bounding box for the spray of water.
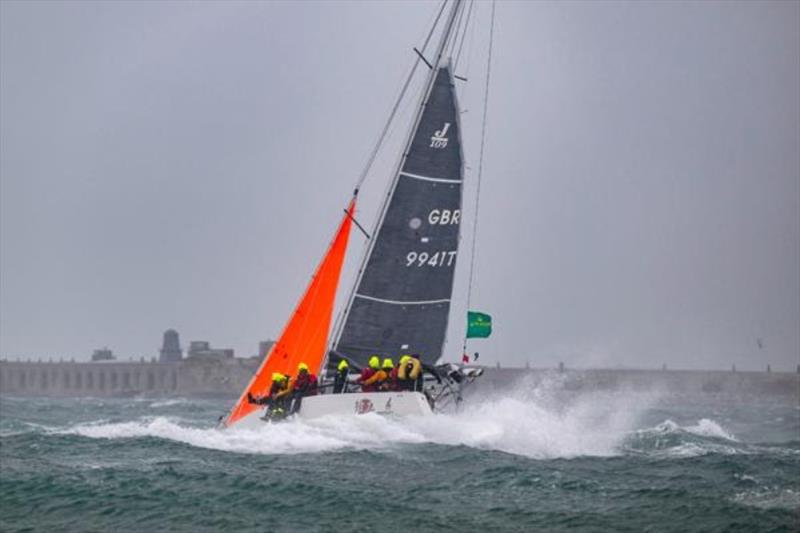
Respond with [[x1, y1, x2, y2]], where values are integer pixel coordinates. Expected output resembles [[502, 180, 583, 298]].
[[62, 373, 669, 459]]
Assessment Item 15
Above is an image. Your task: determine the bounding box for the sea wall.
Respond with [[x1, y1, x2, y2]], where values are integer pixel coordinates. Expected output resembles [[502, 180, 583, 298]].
[[0, 359, 797, 400], [0, 358, 259, 398]]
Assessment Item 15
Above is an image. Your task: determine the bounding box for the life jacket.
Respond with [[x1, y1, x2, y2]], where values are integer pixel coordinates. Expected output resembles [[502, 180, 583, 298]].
[[268, 380, 283, 398], [407, 358, 422, 380], [398, 358, 421, 379], [361, 369, 387, 392], [274, 376, 293, 399], [397, 359, 421, 391]]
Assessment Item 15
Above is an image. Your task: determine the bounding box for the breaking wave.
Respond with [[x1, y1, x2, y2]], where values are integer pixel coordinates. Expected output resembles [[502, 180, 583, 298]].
[[624, 417, 745, 457]]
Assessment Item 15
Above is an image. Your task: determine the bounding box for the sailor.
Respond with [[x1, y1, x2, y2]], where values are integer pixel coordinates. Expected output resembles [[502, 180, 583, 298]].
[[380, 358, 397, 391], [246, 372, 285, 406], [333, 359, 350, 394], [289, 362, 318, 414], [247, 372, 291, 419], [361, 357, 392, 392], [357, 355, 381, 392], [397, 355, 415, 391]]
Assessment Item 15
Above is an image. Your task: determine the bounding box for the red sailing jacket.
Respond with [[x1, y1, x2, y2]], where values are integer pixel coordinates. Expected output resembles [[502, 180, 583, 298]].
[[359, 368, 378, 392], [293, 372, 318, 396], [384, 367, 399, 391]]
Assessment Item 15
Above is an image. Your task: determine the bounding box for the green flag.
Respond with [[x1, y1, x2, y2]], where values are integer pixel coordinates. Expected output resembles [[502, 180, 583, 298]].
[[467, 311, 492, 338]]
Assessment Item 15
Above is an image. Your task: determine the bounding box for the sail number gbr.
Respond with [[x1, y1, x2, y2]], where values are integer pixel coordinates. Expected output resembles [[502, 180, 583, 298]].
[[406, 250, 457, 268]]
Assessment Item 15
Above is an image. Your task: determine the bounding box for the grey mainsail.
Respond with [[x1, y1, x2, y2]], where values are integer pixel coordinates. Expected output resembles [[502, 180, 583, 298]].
[[333, 65, 463, 368]]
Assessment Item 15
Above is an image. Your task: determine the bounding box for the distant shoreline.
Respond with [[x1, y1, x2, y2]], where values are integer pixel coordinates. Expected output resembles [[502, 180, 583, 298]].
[[1, 359, 797, 399]]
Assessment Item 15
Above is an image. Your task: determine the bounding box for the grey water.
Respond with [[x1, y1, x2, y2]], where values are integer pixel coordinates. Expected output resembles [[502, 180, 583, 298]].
[[1, 376, 798, 532]]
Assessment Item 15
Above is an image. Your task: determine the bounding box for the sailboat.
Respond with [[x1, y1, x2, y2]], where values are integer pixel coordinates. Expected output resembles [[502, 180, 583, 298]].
[[222, 0, 491, 429]]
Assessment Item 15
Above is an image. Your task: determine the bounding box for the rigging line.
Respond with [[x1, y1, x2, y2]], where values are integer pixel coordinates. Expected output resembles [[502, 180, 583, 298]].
[[459, 0, 479, 109], [352, 0, 447, 194], [326, 0, 448, 369], [447, 0, 467, 58], [463, 0, 478, 84], [331, 0, 464, 351], [344, 208, 371, 239], [462, 0, 495, 354], [453, 0, 474, 73]]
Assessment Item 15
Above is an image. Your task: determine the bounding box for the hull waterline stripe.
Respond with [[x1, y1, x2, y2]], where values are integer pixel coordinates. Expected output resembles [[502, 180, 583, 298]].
[[400, 171, 462, 184], [355, 293, 451, 306]]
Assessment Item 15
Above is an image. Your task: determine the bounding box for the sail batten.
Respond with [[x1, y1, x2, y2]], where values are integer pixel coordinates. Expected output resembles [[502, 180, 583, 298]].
[[354, 294, 452, 306], [399, 171, 462, 184]]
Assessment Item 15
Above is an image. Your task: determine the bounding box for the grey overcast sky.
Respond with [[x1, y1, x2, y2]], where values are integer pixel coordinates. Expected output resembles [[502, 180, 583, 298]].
[[1, 1, 798, 371]]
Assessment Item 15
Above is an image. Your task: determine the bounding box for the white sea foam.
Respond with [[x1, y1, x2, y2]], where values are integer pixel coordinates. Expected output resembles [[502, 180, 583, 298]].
[[661, 442, 741, 458], [149, 399, 193, 408], [62, 380, 659, 459], [685, 418, 738, 441], [64, 416, 358, 455], [644, 418, 737, 441], [634, 418, 741, 457]]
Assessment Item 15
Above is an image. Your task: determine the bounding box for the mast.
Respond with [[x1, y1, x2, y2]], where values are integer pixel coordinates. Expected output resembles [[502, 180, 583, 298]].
[[330, 0, 465, 356]]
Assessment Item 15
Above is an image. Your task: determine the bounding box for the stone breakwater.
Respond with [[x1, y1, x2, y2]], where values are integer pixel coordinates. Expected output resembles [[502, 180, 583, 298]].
[[0, 359, 797, 400], [0, 358, 258, 398]]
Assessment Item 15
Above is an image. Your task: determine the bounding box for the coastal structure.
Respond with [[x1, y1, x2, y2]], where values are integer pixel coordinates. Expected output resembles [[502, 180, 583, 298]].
[[91, 348, 115, 362], [0, 357, 259, 398], [0, 358, 797, 399], [1, 329, 796, 399], [159, 329, 182, 362], [0, 330, 259, 398], [186, 341, 233, 360]]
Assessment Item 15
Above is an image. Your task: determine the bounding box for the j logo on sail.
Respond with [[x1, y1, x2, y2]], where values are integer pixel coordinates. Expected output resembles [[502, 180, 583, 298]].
[[430, 122, 450, 148]]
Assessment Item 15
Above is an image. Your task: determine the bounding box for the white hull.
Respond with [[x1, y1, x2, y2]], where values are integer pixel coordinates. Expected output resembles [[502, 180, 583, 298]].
[[232, 391, 432, 429]]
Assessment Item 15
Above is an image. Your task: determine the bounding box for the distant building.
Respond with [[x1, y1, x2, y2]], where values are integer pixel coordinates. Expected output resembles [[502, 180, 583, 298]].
[[186, 341, 233, 360], [91, 348, 115, 362], [257, 340, 275, 360], [159, 329, 183, 362]]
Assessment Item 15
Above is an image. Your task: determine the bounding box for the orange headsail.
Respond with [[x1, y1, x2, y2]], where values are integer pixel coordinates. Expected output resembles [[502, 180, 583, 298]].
[[223, 198, 356, 427]]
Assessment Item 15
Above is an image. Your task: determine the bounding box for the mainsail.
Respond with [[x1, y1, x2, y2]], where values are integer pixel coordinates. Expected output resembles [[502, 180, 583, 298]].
[[333, 64, 464, 368], [224, 199, 355, 427]]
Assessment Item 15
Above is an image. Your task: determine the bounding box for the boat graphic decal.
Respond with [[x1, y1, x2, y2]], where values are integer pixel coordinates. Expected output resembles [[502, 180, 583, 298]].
[[430, 122, 450, 148], [355, 398, 375, 415]]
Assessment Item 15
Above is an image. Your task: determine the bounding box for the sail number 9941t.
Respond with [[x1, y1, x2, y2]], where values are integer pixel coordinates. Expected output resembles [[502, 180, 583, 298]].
[[406, 250, 457, 267]]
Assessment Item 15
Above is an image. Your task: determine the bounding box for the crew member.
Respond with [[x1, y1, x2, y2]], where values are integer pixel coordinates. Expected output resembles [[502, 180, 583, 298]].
[[397, 355, 415, 391], [333, 359, 349, 394], [361, 357, 392, 392], [247, 372, 291, 419], [289, 362, 318, 414], [358, 355, 381, 392], [380, 358, 397, 391]]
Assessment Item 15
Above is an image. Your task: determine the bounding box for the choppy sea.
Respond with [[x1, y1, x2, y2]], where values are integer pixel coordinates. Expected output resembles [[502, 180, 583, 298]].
[[1, 375, 798, 532]]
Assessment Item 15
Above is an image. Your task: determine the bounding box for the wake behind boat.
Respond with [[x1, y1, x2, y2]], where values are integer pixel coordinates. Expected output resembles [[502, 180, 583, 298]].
[[222, 0, 491, 428]]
